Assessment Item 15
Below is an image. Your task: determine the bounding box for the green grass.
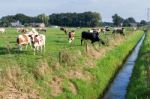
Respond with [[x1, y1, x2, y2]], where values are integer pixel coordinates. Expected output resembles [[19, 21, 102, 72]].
[[0, 27, 144, 99], [126, 31, 150, 99]]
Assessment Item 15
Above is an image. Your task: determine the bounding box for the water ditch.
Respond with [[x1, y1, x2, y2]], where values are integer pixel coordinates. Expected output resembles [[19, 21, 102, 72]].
[[102, 34, 145, 99]]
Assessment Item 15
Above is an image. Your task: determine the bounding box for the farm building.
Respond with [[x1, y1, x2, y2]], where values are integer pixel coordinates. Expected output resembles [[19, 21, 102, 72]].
[[30, 23, 45, 27], [130, 23, 137, 27], [11, 20, 23, 27]]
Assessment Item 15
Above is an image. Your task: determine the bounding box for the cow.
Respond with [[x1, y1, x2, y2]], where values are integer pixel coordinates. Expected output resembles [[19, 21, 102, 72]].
[[60, 27, 68, 35], [105, 26, 110, 31], [100, 28, 106, 33], [17, 34, 32, 51], [0, 28, 5, 34], [17, 28, 29, 34], [68, 31, 75, 43], [100, 27, 110, 33], [88, 28, 101, 33], [36, 28, 47, 32], [112, 27, 125, 36], [29, 34, 46, 55], [81, 31, 105, 45]]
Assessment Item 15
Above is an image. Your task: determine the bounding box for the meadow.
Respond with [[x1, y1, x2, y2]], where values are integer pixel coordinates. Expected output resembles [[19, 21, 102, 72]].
[[0, 27, 144, 99]]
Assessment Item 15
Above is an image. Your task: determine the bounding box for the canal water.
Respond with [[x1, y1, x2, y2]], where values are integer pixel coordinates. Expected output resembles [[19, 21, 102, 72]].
[[103, 34, 145, 99]]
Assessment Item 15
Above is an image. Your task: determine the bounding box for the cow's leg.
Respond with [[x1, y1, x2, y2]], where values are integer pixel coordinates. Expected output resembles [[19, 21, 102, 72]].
[[33, 48, 36, 55], [37, 46, 39, 51], [69, 39, 72, 43], [112, 30, 116, 36], [123, 33, 125, 36], [18, 45, 22, 51], [81, 39, 83, 45], [29, 42, 32, 49], [43, 44, 45, 52], [25, 44, 28, 50], [99, 39, 105, 46], [40, 46, 43, 53]]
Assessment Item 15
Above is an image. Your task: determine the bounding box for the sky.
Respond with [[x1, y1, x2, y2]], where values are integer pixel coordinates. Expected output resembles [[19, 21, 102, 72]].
[[0, 0, 150, 22]]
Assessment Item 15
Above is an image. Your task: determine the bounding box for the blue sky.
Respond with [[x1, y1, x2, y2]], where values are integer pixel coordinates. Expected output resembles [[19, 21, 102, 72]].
[[0, 0, 149, 22]]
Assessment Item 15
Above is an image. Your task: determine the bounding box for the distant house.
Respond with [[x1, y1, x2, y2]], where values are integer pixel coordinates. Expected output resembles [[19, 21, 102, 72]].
[[30, 23, 45, 28], [11, 20, 23, 27], [130, 23, 137, 27]]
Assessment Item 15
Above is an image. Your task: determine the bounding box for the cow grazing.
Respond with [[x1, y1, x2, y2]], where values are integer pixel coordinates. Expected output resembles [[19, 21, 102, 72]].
[[100, 28, 106, 33], [88, 28, 101, 33], [100, 27, 110, 33], [17, 34, 31, 51], [105, 26, 110, 31], [88, 29, 94, 33], [17, 28, 29, 33], [112, 27, 125, 36], [68, 31, 75, 43], [30, 34, 46, 55], [81, 31, 105, 45], [36, 28, 47, 32], [60, 27, 68, 35], [0, 28, 5, 34]]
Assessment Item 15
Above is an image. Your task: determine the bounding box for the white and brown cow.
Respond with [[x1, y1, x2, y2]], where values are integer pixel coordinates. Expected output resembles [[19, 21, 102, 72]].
[[68, 31, 75, 43], [36, 28, 47, 32], [17, 34, 31, 51], [30, 34, 46, 55]]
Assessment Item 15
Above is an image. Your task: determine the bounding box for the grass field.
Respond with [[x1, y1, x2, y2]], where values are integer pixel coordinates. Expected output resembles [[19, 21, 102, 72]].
[[126, 31, 150, 99], [0, 27, 144, 99]]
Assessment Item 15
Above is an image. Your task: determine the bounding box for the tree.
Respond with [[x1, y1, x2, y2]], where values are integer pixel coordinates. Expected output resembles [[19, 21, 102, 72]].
[[0, 15, 15, 27], [112, 14, 124, 26], [37, 14, 49, 26], [140, 20, 147, 26], [0, 12, 101, 27], [123, 17, 136, 27], [14, 13, 31, 25], [123, 19, 130, 27], [127, 17, 136, 23], [49, 12, 101, 27]]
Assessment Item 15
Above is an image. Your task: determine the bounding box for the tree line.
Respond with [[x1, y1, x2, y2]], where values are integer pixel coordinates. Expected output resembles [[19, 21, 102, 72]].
[[112, 14, 147, 27], [0, 12, 147, 27], [0, 12, 101, 27]]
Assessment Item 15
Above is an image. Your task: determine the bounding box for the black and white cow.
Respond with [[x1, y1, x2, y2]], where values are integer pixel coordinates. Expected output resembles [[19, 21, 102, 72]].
[[112, 27, 125, 36], [81, 31, 105, 45]]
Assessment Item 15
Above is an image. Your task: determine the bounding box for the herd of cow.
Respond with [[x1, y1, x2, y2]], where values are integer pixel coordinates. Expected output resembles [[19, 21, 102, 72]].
[[0, 27, 126, 55], [60, 27, 125, 46]]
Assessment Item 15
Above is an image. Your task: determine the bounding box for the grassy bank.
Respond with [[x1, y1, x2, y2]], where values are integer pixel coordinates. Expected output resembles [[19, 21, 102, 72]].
[[54, 31, 144, 99], [0, 28, 143, 99], [126, 32, 150, 99]]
